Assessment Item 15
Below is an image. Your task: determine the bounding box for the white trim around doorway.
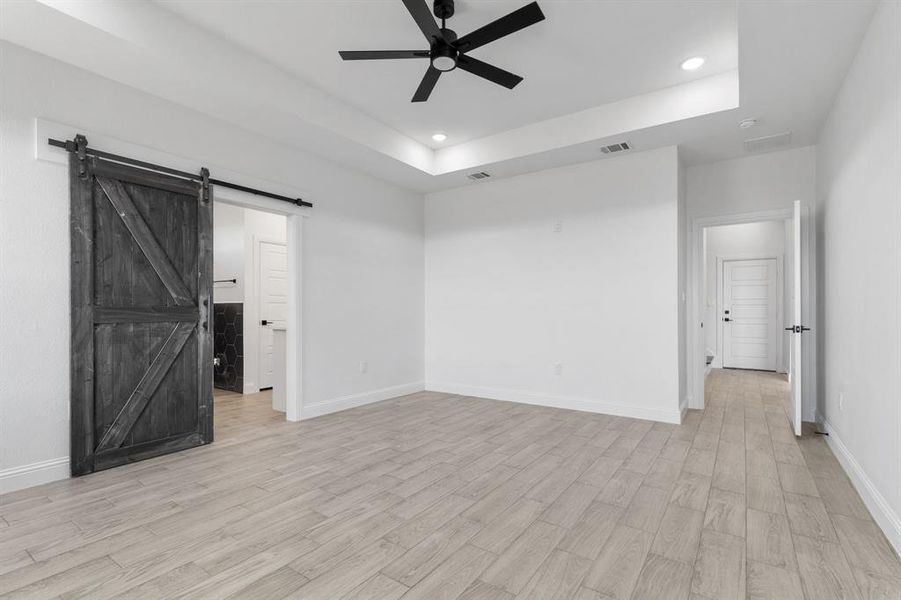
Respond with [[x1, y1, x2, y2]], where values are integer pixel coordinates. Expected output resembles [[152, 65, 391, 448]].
[[687, 207, 816, 419]]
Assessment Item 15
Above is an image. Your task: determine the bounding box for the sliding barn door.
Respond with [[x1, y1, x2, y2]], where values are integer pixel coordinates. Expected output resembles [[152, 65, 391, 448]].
[[70, 151, 213, 476]]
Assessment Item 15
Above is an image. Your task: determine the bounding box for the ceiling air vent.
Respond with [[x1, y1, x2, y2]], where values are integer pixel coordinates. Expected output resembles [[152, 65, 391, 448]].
[[744, 131, 792, 153], [600, 141, 631, 154], [467, 171, 491, 181]]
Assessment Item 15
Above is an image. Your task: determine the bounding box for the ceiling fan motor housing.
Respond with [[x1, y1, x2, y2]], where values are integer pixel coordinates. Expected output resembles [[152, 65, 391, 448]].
[[431, 42, 457, 71], [433, 0, 455, 20], [431, 27, 458, 71]]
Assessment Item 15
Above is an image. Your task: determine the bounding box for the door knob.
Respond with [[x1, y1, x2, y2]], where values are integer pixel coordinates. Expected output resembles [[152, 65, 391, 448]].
[[723, 317, 731, 322], [261, 319, 269, 325]]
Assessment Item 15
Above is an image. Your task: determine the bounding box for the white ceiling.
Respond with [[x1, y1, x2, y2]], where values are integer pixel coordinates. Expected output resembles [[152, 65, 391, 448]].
[[157, 0, 739, 149], [0, 0, 879, 192]]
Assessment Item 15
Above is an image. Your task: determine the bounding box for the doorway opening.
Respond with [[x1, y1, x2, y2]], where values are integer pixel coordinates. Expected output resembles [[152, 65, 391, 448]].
[[213, 202, 290, 420], [689, 203, 814, 437], [702, 221, 787, 374]]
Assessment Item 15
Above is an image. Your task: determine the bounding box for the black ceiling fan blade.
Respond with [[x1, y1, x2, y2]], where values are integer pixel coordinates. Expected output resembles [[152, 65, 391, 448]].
[[339, 50, 429, 60], [456, 55, 523, 89], [454, 2, 545, 53], [402, 0, 445, 44], [412, 65, 441, 102]]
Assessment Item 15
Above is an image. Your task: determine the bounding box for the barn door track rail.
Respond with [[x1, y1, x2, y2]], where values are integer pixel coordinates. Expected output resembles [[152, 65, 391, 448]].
[[49, 135, 313, 208]]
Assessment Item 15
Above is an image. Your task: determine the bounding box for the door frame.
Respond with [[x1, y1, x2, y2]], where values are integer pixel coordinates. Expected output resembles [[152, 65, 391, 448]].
[[254, 236, 288, 391], [687, 207, 816, 418], [40, 118, 309, 422], [717, 255, 783, 372], [215, 195, 304, 422]]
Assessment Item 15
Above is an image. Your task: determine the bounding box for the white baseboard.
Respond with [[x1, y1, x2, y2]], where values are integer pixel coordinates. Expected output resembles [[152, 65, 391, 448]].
[[243, 381, 259, 395], [426, 382, 682, 424], [0, 457, 69, 495], [818, 414, 901, 557], [301, 382, 425, 420]]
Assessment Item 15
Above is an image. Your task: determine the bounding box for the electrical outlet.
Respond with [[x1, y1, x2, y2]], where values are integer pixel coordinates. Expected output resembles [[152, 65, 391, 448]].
[[359, 361, 368, 374], [838, 392, 844, 411], [554, 362, 563, 376]]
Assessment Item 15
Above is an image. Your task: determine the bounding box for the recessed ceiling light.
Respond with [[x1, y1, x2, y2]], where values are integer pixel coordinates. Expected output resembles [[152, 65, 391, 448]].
[[680, 56, 706, 71], [432, 132, 447, 142]]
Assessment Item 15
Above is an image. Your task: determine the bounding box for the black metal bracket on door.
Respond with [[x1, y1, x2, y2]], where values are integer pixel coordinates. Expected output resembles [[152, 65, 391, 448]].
[[214, 278, 237, 284], [200, 167, 210, 203], [73, 134, 88, 179], [49, 136, 312, 208]]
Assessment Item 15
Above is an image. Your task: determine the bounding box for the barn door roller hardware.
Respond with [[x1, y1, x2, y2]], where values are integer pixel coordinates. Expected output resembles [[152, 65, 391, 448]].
[[49, 136, 312, 208]]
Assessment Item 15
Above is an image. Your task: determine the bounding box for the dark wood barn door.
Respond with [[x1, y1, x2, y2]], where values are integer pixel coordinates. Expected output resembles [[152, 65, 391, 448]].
[[70, 151, 213, 476]]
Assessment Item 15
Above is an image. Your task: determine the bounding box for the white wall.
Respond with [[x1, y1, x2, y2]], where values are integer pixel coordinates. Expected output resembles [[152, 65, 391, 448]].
[[425, 147, 683, 423], [704, 221, 787, 370], [686, 145, 817, 419], [687, 146, 817, 217], [816, 0, 901, 555], [677, 157, 688, 414], [0, 43, 424, 493], [213, 202, 246, 304]]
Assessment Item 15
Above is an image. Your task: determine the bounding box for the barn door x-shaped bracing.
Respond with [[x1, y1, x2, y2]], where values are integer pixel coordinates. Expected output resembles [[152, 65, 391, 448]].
[[69, 138, 213, 476]]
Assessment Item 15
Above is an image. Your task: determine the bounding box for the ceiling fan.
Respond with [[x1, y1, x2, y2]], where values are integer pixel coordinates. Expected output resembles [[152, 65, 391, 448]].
[[339, 0, 545, 102]]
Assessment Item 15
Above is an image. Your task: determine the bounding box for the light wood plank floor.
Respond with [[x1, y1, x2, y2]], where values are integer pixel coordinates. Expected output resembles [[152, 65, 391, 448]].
[[2, 370, 899, 599]]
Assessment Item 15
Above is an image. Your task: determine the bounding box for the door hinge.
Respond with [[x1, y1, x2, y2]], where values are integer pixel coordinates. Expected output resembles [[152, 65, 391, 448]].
[[784, 325, 812, 333]]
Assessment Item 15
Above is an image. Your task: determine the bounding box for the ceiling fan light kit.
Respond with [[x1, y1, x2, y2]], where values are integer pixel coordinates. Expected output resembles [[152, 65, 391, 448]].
[[339, 0, 545, 102]]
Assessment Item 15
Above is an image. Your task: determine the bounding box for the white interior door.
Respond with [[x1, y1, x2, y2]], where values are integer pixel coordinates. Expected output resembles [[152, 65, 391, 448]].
[[258, 241, 287, 389], [789, 201, 803, 436], [722, 258, 779, 371]]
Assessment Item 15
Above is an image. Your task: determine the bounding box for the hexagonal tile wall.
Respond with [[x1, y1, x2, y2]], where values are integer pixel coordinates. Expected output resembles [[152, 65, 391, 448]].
[[213, 302, 244, 392]]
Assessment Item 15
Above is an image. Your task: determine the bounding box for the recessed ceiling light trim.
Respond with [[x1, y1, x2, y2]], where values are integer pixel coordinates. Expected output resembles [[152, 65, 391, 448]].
[[431, 132, 448, 142], [680, 56, 706, 71]]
